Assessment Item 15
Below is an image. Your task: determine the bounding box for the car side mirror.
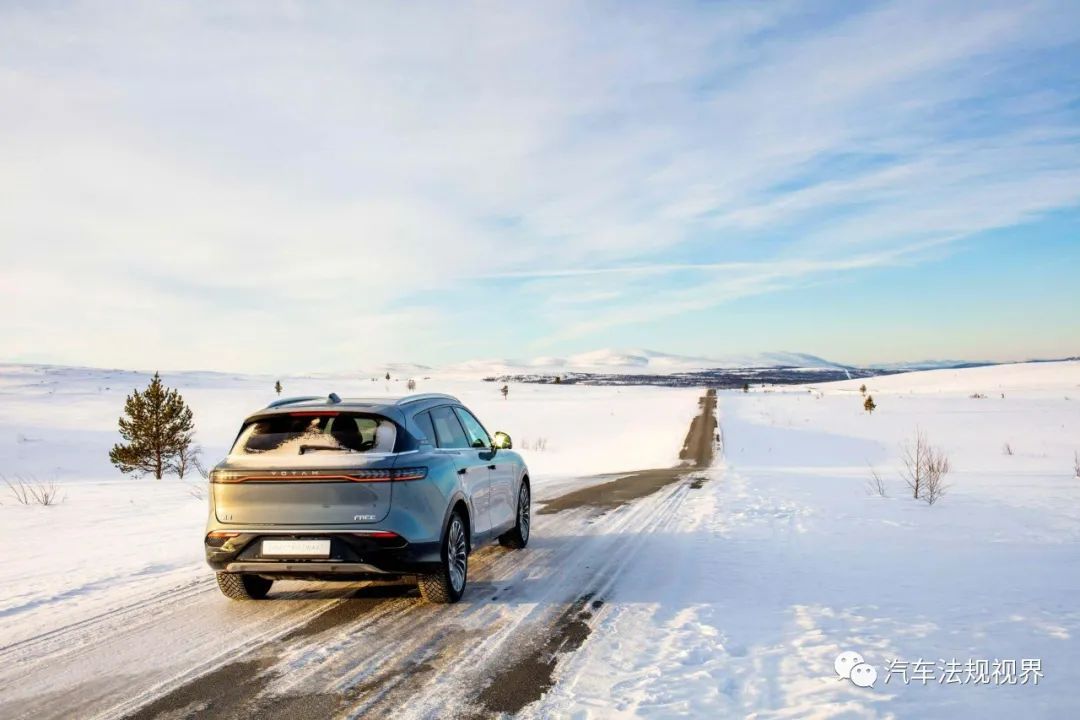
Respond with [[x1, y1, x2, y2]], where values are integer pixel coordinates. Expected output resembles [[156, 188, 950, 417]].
[[492, 431, 512, 450]]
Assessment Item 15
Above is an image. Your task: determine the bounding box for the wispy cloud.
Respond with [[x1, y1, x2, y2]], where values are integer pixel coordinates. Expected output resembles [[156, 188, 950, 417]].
[[1, 1, 1077, 370]]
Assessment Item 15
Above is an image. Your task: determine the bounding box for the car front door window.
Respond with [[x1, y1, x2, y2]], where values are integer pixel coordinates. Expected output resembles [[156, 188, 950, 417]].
[[454, 407, 491, 449]]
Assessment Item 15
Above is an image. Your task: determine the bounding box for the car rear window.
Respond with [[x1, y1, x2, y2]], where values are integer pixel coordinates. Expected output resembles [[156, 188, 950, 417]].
[[231, 413, 394, 456]]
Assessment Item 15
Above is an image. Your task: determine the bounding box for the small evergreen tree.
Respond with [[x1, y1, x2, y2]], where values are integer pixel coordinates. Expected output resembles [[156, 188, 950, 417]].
[[864, 395, 876, 414], [554, 375, 562, 384], [742, 382, 749, 393], [109, 373, 194, 479], [501, 384, 509, 399], [385, 372, 391, 381], [407, 378, 417, 391], [859, 383, 867, 396], [274, 380, 282, 395]]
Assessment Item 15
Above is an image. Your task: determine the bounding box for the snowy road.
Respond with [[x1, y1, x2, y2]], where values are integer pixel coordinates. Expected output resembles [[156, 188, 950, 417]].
[[0, 392, 717, 720]]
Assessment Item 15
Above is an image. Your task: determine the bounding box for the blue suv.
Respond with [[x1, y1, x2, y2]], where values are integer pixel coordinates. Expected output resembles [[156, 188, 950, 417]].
[[205, 393, 530, 603]]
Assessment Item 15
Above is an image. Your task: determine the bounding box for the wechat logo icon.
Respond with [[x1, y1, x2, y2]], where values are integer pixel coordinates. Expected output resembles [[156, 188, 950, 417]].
[[836, 650, 877, 688]]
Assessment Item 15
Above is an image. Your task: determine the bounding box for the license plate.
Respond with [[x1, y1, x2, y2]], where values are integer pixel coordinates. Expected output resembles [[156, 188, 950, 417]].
[[262, 539, 331, 558]]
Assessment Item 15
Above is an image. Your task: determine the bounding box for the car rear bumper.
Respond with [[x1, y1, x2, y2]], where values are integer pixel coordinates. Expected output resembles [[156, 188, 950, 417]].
[[205, 531, 442, 577]]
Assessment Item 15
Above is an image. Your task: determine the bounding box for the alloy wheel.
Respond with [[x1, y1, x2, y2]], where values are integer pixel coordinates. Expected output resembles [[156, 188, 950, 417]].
[[447, 516, 467, 593], [519, 485, 530, 542]]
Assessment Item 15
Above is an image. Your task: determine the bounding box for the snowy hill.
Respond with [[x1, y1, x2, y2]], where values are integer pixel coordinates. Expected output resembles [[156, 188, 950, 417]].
[[440, 348, 846, 378]]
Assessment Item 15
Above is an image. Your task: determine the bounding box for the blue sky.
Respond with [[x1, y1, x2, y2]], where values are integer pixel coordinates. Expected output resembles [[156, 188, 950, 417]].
[[1, 1, 1078, 372]]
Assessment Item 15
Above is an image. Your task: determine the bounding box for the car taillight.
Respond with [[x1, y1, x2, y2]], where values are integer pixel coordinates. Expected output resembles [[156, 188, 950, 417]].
[[391, 467, 428, 481], [346, 469, 393, 481], [349, 468, 427, 481]]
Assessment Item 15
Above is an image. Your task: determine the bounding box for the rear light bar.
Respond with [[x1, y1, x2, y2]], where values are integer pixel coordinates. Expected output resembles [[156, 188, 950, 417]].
[[210, 467, 427, 483]]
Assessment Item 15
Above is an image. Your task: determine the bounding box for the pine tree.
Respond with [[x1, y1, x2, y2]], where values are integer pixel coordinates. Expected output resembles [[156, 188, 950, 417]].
[[742, 382, 749, 393], [274, 380, 282, 395], [385, 372, 391, 381], [109, 373, 195, 479], [859, 383, 867, 396], [500, 384, 509, 399], [864, 395, 876, 414]]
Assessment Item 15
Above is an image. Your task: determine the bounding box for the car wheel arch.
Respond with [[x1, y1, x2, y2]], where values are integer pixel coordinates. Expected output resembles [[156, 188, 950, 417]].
[[443, 494, 472, 553]]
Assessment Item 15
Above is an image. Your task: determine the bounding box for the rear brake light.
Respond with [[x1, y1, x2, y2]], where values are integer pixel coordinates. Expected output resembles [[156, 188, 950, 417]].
[[346, 468, 427, 481], [367, 531, 400, 539], [346, 469, 393, 481], [391, 467, 428, 481]]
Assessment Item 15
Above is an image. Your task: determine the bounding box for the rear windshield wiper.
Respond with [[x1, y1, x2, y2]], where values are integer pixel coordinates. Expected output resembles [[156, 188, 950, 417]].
[[298, 444, 357, 455]]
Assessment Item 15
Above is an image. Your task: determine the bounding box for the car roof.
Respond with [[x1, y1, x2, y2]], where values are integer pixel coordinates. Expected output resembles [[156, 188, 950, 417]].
[[247, 393, 461, 423]]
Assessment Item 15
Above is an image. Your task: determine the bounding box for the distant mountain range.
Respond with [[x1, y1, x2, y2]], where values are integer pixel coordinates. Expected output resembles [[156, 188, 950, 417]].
[[419, 348, 1005, 378], [415, 348, 1051, 388]]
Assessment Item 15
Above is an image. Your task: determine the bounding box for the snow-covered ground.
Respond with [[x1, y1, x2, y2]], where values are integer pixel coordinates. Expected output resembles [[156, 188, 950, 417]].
[[0, 363, 699, 647], [2, 360, 1079, 718], [536, 361, 1080, 718]]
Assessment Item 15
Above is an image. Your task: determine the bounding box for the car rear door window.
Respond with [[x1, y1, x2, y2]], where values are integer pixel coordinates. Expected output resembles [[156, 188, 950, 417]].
[[413, 410, 437, 445], [429, 406, 471, 449], [454, 407, 491, 449]]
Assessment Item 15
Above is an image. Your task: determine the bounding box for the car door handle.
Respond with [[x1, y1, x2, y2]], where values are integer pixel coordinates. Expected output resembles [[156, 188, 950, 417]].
[[457, 468, 467, 475], [488, 464, 496, 470]]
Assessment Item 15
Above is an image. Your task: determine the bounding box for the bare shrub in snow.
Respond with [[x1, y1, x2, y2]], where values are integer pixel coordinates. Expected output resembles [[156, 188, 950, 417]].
[[521, 437, 548, 452], [859, 384, 867, 396], [1074, 451, 1080, 479], [170, 444, 202, 479], [921, 447, 950, 506], [901, 429, 950, 504], [866, 466, 889, 497], [500, 384, 509, 399], [4, 475, 64, 506], [901, 429, 929, 500], [407, 378, 417, 391], [1003, 443, 1013, 456], [970, 392, 986, 399]]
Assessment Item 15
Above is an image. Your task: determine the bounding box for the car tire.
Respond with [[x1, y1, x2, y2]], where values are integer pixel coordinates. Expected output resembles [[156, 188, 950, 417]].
[[418, 511, 468, 604], [216, 572, 273, 600], [498, 481, 530, 549]]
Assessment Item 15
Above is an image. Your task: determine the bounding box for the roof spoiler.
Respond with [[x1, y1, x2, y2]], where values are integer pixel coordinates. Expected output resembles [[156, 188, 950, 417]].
[[265, 396, 322, 409]]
